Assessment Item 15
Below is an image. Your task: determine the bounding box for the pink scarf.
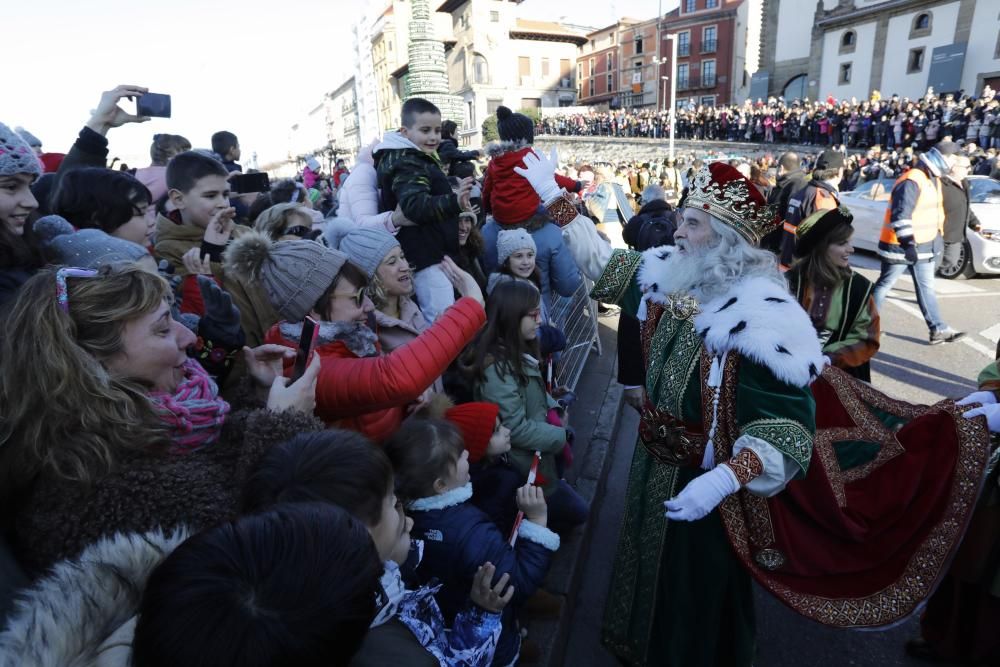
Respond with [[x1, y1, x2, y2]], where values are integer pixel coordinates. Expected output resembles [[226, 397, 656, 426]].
[[148, 359, 231, 453]]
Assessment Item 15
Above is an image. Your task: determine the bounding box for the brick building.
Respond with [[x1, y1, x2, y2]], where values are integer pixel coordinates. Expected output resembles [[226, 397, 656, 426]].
[[576, 18, 663, 110], [659, 0, 761, 109]]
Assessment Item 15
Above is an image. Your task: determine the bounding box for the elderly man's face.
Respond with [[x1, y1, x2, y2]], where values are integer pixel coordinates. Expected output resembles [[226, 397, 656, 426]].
[[674, 207, 718, 254]]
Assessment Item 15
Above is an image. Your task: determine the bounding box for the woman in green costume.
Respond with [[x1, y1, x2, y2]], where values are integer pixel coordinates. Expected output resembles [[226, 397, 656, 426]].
[[786, 207, 880, 382]]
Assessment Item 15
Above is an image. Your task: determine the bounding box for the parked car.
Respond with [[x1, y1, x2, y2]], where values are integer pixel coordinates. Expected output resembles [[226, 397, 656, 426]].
[[840, 175, 1000, 279]]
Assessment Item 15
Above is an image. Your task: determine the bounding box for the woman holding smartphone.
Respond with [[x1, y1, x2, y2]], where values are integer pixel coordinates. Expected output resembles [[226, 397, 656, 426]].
[[0, 264, 322, 574], [226, 231, 486, 443]]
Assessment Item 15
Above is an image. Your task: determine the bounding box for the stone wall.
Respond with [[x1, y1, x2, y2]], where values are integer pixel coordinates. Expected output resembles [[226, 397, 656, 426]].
[[532, 134, 830, 165]]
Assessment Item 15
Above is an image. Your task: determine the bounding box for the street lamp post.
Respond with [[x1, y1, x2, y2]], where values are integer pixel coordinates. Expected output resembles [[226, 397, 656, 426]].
[[665, 33, 678, 162]]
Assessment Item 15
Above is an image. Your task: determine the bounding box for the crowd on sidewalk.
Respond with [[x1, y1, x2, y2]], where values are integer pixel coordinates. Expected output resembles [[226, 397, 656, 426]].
[[0, 80, 998, 667], [541, 85, 1000, 151]]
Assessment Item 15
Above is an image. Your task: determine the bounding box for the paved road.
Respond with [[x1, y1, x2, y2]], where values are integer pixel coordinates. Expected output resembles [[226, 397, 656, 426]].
[[560, 258, 997, 666]]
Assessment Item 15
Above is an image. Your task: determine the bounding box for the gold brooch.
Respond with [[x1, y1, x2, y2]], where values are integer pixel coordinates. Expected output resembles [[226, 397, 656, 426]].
[[665, 292, 700, 321]]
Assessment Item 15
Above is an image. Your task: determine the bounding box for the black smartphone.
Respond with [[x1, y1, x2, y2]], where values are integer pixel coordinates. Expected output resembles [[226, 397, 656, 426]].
[[230, 172, 271, 194], [291, 316, 318, 382], [136, 92, 172, 118]]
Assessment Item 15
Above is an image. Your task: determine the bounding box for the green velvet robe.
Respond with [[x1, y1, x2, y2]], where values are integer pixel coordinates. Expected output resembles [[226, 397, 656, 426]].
[[594, 249, 816, 667]]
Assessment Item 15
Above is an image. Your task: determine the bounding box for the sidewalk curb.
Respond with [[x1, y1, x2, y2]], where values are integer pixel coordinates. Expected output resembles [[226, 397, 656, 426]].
[[526, 373, 625, 667]]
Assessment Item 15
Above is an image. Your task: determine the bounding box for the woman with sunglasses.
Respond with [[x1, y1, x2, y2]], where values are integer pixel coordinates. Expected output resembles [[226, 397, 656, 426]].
[[253, 202, 320, 242], [0, 264, 323, 574], [227, 231, 486, 443]]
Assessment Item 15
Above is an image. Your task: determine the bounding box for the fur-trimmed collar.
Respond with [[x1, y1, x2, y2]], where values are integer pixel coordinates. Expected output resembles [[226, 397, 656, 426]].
[[0, 527, 191, 667], [694, 277, 824, 387], [636, 247, 824, 388], [485, 139, 530, 158], [407, 482, 473, 511], [280, 320, 379, 358]]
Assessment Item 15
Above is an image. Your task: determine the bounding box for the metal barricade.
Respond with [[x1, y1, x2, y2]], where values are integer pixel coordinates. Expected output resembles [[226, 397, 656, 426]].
[[549, 277, 601, 392]]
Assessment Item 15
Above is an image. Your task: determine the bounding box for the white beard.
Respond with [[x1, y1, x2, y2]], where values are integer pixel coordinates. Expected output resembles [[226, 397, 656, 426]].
[[655, 240, 729, 302]]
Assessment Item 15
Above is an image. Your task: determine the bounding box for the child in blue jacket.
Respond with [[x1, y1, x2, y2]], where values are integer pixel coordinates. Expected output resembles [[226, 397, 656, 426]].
[[385, 418, 559, 667]]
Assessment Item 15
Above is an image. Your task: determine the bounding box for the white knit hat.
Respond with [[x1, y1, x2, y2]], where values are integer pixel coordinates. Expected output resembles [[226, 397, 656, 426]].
[[496, 228, 536, 265]]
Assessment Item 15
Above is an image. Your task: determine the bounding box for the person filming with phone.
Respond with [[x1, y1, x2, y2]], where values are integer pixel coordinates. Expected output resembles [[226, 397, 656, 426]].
[[225, 231, 487, 443]]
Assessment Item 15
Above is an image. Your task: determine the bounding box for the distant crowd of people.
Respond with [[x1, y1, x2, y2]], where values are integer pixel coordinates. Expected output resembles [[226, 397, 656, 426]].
[[541, 86, 1000, 152]]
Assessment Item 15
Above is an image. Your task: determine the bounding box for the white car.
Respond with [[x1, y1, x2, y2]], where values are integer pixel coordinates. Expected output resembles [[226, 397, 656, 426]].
[[840, 175, 1000, 279]]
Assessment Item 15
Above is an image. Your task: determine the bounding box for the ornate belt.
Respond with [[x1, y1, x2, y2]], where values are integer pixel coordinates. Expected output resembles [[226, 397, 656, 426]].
[[638, 402, 706, 467]]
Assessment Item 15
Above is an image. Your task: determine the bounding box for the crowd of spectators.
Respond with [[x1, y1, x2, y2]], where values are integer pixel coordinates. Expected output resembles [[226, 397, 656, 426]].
[[541, 87, 1000, 152]]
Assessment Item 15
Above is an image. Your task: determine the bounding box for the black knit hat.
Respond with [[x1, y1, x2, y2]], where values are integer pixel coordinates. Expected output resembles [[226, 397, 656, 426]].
[[496, 106, 534, 144]]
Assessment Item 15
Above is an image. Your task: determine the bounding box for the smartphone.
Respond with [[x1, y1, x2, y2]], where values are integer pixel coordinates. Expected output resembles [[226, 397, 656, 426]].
[[136, 92, 172, 118], [291, 316, 318, 382], [230, 172, 271, 194]]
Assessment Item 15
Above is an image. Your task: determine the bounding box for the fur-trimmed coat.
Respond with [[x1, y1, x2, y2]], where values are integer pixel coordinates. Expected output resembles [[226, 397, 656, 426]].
[[0, 527, 190, 667], [9, 387, 323, 575], [482, 141, 581, 226]]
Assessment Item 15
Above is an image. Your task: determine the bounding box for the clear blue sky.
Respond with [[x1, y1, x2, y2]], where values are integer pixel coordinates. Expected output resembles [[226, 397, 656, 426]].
[[3, 0, 675, 166]]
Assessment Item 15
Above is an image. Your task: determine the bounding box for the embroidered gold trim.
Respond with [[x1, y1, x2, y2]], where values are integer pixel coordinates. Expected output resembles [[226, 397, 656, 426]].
[[590, 248, 643, 305], [741, 418, 813, 476], [726, 449, 764, 486], [545, 192, 579, 227]]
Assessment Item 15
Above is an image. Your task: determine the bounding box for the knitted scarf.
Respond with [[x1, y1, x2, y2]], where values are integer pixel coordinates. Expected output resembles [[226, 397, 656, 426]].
[[148, 359, 230, 453]]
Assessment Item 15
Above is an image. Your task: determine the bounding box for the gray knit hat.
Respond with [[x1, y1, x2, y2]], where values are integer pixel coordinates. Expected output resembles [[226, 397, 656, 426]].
[[496, 228, 536, 265], [0, 122, 42, 178], [225, 231, 347, 322], [33, 216, 150, 267], [14, 127, 42, 149], [323, 219, 400, 279]]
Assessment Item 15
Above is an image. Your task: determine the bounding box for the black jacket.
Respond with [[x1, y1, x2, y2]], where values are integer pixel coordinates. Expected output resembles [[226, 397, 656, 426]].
[[761, 169, 809, 253], [941, 177, 980, 244], [437, 138, 479, 173]]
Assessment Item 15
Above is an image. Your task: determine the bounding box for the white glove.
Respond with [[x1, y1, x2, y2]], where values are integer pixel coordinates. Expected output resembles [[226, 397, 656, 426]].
[[963, 402, 1000, 433], [956, 390, 997, 407], [822, 355, 832, 368], [663, 465, 740, 522], [513, 148, 562, 203]]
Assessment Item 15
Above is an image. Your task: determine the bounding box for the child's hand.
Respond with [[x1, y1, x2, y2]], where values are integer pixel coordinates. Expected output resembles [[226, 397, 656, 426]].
[[203, 207, 237, 246], [456, 177, 474, 211], [517, 484, 548, 527], [470, 562, 514, 613], [392, 204, 418, 228], [182, 247, 214, 275]]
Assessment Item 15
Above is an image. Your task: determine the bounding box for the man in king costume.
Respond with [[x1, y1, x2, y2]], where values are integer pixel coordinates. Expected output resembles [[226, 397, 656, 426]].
[[513, 152, 993, 667]]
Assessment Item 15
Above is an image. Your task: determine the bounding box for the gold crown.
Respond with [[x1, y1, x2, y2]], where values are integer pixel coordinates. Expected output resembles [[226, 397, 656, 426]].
[[685, 165, 780, 246]]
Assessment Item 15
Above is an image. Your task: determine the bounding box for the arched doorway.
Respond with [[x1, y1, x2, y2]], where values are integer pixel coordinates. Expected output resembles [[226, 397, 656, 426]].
[[783, 74, 808, 102]]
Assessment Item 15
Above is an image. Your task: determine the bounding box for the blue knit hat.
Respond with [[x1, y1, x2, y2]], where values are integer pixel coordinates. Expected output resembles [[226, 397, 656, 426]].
[[323, 220, 400, 279], [0, 122, 42, 178]]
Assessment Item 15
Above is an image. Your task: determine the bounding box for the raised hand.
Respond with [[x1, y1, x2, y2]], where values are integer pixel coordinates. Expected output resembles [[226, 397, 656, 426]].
[[86, 85, 151, 135]]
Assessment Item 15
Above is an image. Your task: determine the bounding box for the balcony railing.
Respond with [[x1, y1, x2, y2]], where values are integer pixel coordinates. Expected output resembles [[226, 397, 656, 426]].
[[676, 73, 716, 90], [701, 39, 717, 53]]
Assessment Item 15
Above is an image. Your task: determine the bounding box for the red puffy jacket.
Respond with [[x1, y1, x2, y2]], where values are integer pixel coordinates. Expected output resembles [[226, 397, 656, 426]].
[[482, 146, 581, 225], [265, 297, 486, 443]]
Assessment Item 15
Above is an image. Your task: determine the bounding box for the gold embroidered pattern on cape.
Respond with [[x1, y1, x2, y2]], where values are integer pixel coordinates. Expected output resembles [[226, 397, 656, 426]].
[[821, 366, 924, 484], [719, 370, 992, 627], [589, 248, 642, 304], [741, 418, 813, 476]]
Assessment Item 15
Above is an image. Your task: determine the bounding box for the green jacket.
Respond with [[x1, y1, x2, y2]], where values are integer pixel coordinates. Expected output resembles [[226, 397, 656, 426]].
[[475, 356, 566, 496]]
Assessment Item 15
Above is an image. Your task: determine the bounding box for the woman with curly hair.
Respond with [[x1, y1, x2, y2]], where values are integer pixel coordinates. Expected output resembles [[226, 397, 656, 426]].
[[0, 264, 322, 573]]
